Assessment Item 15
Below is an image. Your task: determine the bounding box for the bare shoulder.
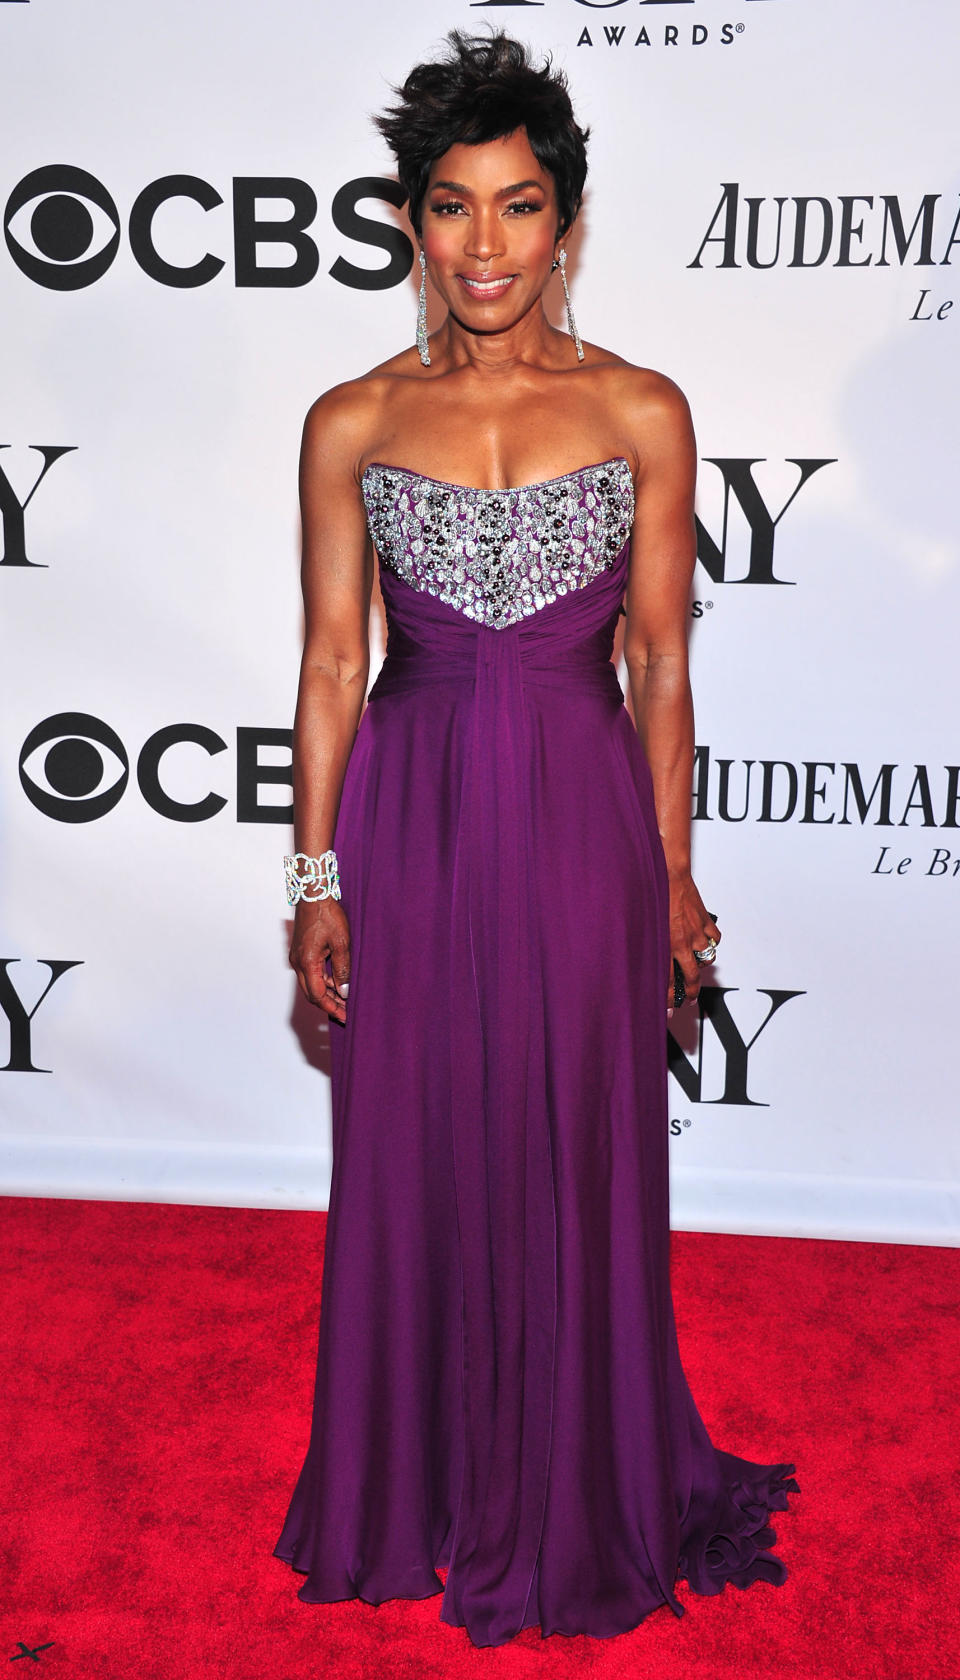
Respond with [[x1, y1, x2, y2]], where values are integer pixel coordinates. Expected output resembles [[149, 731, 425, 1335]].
[[589, 353, 692, 431], [583, 353, 696, 485], [300, 348, 424, 484], [300, 379, 375, 482]]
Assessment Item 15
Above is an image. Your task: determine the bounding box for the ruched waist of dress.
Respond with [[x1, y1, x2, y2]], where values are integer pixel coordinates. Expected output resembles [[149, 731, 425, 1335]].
[[367, 630, 625, 704]]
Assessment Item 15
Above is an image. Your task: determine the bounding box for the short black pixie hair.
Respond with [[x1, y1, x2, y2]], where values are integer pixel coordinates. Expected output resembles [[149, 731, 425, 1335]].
[[374, 30, 589, 240]]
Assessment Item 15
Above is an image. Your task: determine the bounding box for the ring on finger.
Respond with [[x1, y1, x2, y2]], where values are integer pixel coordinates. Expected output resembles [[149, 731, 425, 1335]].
[[693, 937, 718, 965]]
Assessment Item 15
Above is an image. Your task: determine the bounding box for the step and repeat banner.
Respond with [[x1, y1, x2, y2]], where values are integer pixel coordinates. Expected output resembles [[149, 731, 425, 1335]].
[[2, 0, 957, 1243]]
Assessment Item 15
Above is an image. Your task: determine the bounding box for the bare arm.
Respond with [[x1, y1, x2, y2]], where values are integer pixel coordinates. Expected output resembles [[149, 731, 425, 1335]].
[[289, 386, 374, 1023], [622, 376, 720, 1007]]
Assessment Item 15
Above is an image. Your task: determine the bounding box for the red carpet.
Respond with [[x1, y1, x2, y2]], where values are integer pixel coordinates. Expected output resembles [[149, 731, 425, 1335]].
[[3, 1196, 956, 1679]]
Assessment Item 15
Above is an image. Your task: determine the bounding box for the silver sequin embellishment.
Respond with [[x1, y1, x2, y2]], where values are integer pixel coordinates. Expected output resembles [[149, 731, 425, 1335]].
[[361, 458, 635, 631]]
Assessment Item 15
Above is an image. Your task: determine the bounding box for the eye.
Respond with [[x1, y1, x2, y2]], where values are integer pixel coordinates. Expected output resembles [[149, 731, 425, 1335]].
[[4, 165, 121, 291], [430, 199, 466, 217], [505, 200, 541, 216], [19, 712, 129, 822]]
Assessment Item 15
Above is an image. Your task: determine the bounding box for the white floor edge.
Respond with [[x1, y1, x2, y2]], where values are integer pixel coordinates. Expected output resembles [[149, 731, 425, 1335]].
[[1, 1138, 957, 1247]]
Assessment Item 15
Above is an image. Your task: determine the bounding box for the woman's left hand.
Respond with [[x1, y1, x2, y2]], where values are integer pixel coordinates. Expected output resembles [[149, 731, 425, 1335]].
[[668, 872, 720, 1011]]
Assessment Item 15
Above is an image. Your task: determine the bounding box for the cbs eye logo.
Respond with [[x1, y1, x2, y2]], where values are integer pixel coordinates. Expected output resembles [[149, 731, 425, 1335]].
[[19, 712, 129, 820], [4, 166, 120, 291]]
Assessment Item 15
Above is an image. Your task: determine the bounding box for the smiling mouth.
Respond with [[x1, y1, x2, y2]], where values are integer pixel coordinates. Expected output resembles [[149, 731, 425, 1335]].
[[457, 274, 517, 300]]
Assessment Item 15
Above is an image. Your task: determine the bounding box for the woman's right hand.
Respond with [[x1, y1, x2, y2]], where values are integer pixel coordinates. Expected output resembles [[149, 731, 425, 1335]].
[[290, 899, 351, 1024]]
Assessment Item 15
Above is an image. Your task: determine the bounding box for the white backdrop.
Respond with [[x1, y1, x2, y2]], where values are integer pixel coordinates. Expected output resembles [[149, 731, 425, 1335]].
[[2, 0, 958, 1244]]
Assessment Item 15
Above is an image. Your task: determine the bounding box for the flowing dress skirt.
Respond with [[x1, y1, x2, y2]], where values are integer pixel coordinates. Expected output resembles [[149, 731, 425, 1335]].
[[274, 497, 797, 1647]]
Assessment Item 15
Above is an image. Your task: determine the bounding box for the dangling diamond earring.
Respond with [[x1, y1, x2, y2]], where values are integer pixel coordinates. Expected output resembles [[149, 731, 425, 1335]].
[[416, 249, 430, 367], [553, 246, 584, 362]]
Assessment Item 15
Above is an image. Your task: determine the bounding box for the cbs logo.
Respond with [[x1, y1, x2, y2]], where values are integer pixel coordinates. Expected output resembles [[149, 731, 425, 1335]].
[[19, 712, 292, 823], [4, 164, 411, 292]]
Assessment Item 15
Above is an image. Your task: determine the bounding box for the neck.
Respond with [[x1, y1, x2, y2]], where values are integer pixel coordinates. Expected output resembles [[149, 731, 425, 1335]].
[[435, 301, 562, 374]]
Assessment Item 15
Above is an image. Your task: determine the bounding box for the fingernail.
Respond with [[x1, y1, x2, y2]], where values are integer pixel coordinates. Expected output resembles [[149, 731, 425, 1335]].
[[339, 982, 349, 997], [667, 1007, 674, 1019]]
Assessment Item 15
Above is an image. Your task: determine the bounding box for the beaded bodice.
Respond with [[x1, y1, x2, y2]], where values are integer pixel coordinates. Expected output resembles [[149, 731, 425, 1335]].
[[361, 457, 635, 631]]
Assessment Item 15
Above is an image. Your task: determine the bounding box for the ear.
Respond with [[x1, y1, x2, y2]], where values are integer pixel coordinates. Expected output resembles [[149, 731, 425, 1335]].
[[555, 207, 577, 247]]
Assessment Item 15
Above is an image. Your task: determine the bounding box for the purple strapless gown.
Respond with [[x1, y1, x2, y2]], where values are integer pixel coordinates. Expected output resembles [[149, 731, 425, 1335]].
[[273, 458, 797, 1647]]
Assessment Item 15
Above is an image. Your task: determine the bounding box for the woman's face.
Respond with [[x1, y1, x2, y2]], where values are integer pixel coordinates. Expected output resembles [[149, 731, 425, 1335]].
[[420, 128, 563, 340]]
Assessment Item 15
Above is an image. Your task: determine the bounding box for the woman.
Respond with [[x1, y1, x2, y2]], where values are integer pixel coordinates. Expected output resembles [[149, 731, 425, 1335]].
[[274, 29, 797, 1649]]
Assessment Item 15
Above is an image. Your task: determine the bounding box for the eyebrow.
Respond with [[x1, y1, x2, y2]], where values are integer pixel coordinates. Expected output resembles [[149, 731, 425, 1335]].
[[428, 179, 547, 197]]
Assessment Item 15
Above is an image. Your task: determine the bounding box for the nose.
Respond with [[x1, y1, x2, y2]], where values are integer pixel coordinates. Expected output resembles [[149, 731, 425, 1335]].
[[463, 206, 504, 263]]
